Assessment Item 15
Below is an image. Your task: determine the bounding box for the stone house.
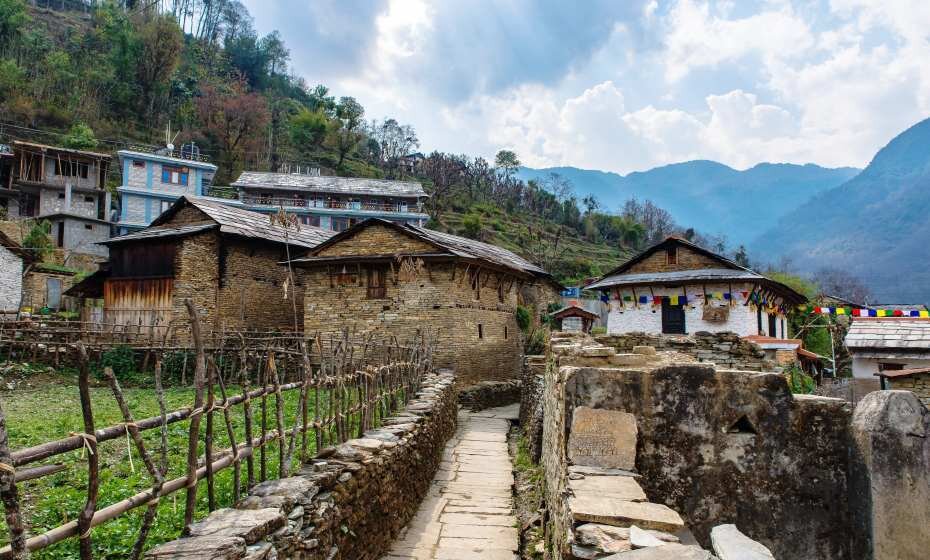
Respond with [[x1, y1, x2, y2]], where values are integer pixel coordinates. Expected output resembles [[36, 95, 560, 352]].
[[116, 147, 218, 233], [5, 141, 112, 260], [22, 264, 79, 313], [290, 219, 558, 386], [588, 237, 806, 338], [0, 231, 28, 313], [845, 318, 930, 400], [67, 196, 333, 333]]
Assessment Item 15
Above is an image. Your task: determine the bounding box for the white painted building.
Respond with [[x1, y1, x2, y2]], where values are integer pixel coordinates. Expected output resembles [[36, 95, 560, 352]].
[[0, 231, 26, 313], [588, 237, 806, 338], [845, 319, 930, 381]]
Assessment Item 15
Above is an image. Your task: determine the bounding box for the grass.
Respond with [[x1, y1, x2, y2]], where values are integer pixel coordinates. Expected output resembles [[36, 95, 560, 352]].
[[0, 368, 389, 559]]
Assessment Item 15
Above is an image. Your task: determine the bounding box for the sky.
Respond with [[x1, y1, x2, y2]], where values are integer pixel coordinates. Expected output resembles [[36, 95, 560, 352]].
[[241, 0, 930, 175]]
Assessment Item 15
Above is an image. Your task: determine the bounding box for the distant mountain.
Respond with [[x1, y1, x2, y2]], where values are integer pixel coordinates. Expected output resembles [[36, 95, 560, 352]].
[[517, 161, 859, 242], [751, 118, 930, 303]]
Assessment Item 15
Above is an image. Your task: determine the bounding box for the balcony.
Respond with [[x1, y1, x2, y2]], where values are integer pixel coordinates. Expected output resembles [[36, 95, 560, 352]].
[[241, 195, 425, 215]]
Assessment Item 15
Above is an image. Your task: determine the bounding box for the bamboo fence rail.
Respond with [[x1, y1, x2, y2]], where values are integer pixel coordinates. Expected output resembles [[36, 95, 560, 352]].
[[0, 301, 435, 559]]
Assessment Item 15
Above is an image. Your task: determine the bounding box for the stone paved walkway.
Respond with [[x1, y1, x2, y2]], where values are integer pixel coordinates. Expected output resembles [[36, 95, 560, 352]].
[[383, 405, 520, 560]]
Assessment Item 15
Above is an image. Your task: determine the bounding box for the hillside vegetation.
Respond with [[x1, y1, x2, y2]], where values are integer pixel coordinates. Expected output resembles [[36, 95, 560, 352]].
[[0, 0, 652, 283]]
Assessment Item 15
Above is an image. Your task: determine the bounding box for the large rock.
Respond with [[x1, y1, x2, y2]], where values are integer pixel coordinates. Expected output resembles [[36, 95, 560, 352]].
[[575, 523, 632, 554], [569, 407, 638, 470], [569, 475, 647, 502], [145, 536, 246, 559], [709, 525, 775, 560], [630, 525, 671, 548], [187, 508, 285, 544]]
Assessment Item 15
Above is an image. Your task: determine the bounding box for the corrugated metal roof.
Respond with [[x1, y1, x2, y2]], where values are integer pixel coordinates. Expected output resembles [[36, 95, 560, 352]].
[[232, 171, 428, 198], [845, 319, 930, 350], [154, 196, 335, 249], [587, 268, 762, 289], [101, 223, 217, 245], [11, 140, 111, 160]]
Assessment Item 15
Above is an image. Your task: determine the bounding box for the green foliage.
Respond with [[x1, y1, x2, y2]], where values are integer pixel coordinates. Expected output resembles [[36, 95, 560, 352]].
[[62, 122, 98, 150], [785, 365, 816, 394], [22, 219, 53, 262], [461, 213, 482, 239], [96, 344, 137, 381], [591, 326, 607, 335], [524, 327, 548, 355], [289, 108, 330, 155], [515, 305, 532, 333], [0, 0, 27, 52]]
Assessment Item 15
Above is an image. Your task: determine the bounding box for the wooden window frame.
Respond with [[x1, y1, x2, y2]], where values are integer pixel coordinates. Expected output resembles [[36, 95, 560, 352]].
[[366, 266, 387, 299], [478, 324, 484, 339], [666, 246, 678, 265]]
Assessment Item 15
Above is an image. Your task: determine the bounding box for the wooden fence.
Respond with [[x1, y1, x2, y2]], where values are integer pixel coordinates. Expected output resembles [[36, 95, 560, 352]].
[[0, 301, 436, 559]]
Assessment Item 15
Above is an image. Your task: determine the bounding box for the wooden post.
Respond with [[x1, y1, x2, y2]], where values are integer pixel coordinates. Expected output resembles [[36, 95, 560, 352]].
[[0, 398, 28, 560], [75, 342, 98, 560], [183, 300, 207, 529], [204, 357, 216, 512]]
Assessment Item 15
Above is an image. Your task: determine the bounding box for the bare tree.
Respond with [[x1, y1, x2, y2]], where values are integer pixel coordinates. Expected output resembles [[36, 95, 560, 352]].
[[814, 267, 873, 305]]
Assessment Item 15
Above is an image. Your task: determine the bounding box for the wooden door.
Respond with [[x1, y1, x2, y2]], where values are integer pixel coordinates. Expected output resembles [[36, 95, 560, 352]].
[[768, 314, 778, 337], [662, 299, 686, 334]]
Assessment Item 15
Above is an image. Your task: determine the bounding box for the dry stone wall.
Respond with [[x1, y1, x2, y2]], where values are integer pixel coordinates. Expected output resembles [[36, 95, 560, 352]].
[[596, 331, 775, 371], [457, 379, 522, 410], [146, 369, 457, 560]]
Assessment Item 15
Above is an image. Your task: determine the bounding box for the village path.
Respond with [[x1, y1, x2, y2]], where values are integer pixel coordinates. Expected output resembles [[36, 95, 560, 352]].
[[382, 405, 521, 560]]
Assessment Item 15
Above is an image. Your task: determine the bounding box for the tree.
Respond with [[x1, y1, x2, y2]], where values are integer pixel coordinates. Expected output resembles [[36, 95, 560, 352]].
[[461, 213, 482, 240], [814, 267, 872, 305], [0, 0, 27, 54], [733, 245, 750, 268], [369, 118, 419, 178], [63, 123, 99, 150], [197, 81, 271, 183], [22, 219, 53, 262], [289, 108, 329, 157], [494, 149, 520, 179], [621, 198, 677, 245], [137, 13, 183, 118], [327, 96, 365, 169]]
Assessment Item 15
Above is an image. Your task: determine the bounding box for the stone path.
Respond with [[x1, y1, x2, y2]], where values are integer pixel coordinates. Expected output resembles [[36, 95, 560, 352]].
[[383, 405, 520, 560]]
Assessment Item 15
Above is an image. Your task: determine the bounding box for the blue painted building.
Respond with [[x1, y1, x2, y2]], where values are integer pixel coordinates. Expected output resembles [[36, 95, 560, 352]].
[[230, 171, 429, 231], [116, 149, 218, 233]]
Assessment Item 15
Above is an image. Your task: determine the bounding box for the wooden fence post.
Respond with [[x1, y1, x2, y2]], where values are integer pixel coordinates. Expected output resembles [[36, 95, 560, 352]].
[[0, 398, 28, 560]]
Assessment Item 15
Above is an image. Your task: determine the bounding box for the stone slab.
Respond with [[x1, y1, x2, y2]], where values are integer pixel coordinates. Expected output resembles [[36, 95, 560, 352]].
[[145, 536, 246, 559], [569, 475, 647, 502], [603, 543, 716, 559], [186, 508, 285, 544], [710, 524, 775, 560], [569, 407, 638, 470], [570, 497, 685, 532]]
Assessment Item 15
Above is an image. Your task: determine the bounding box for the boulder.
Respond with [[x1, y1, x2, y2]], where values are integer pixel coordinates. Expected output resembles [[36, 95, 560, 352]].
[[603, 543, 717, 559]]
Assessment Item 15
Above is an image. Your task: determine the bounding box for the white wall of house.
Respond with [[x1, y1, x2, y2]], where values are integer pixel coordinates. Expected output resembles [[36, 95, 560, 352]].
[[605, 282, 788, 338], [0, 246, 23, 312], [850, 355, 930, 380]]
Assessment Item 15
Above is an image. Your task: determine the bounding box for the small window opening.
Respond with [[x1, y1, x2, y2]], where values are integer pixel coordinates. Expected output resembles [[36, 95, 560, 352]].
[[132, 160, 145, 168], [728, 415, 757, 435], [504, 326, 509, 340], [58, 193, 65, 199], [84, 224, 92, 230], [498, 282, 505, 303], [478, 324, 484, 339], [84, 196, 94, 203], [666, 246, 678, 265]]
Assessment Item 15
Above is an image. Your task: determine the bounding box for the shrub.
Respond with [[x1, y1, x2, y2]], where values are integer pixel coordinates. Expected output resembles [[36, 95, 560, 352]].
[[515, 305, 532, 333], [96, 344, 137, 382], [461, 213, 482, 239], [785, 365, 816, 394], [591, 326, 607, 335], [524, 327, 548, 355]]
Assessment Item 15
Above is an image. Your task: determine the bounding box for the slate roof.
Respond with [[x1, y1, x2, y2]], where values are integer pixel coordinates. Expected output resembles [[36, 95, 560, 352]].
[[147, 196, 335, 249], [551, 306, 599, 320], [232, 172, 428, 198], [845, 319, 930, 350], [101, 223, 217, 245], [292, 218, 553, 280], [0, 231, 31, 262]]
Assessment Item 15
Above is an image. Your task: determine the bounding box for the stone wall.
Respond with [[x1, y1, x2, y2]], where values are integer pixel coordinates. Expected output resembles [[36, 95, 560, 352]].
[[597, 330, 775, 371], [458, 379, 522, 411], [301, 260, 522, 387], [886, 372, 930, 407], [0, 245, 22, 312], [520, 355, 547, 462], [146, 369, 457, 560]]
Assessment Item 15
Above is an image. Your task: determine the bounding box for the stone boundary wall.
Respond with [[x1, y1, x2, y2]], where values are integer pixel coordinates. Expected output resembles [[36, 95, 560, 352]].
[[458, 379, 522, 411], [520, 355, 547, 462], [596, 331, 775, 371], [145, 370, 457, 560]]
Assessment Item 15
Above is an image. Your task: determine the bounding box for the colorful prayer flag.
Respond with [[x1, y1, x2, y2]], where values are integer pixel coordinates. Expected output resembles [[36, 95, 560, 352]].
[[723, 293, 732, 300], [920, 310, 930, 318], [836, 307, 846, 315], [669, 295, 679, 305], [639, 295, 649, 304]]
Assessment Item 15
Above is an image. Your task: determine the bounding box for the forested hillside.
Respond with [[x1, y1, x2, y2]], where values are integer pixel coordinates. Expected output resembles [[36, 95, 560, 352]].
[[0, 0, 688, 282]]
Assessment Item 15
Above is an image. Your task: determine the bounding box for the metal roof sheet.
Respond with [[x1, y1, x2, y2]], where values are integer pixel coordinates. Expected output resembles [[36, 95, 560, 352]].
[[154, 196, 336, 249], [232, 172, 428, 198]]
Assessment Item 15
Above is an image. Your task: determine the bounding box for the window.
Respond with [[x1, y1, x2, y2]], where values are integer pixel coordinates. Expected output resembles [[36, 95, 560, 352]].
[[478, 324, 484, 339], [666, 246, 678, 265], [367, 267, 386, 299], [471, 270, 481, 299], [161, 166, 189, 185], [335, 265, 358, 286], [56, 222, 64, 248], [132, 160, 145, 168], [498, 282, 506, 303], [55, 160, 89, 178], [84, 195, 95, 203], [160, 200, 172, 214], [879, 363, 905, 372], [84, 224, 92, 230], [504, 326, 509, 340], [302, 215, 321, 227], [58, 193, 65, 199], [331, 217, 350, 232]]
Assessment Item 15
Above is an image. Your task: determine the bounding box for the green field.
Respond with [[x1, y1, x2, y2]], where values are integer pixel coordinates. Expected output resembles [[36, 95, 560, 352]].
[[0, 371, 346, 559]]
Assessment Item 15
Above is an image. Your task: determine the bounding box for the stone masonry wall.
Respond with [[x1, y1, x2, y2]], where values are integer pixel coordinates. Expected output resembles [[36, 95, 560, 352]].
[[146, 369, 457, 560], [597, 330, 775, 371], [301, 261, 522, 386], [0, 245, 22, 312], [887, 372, 930, 407], [458, 379, 522, 410]]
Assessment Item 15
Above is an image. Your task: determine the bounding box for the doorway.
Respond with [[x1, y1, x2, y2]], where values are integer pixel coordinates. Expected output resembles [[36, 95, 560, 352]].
[[661, 299, 686, 334]]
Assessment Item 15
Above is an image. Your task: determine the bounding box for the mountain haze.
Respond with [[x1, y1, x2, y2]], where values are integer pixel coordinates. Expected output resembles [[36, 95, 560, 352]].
[[752, 118, 930, 303], [517, 161, 858, 242]]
